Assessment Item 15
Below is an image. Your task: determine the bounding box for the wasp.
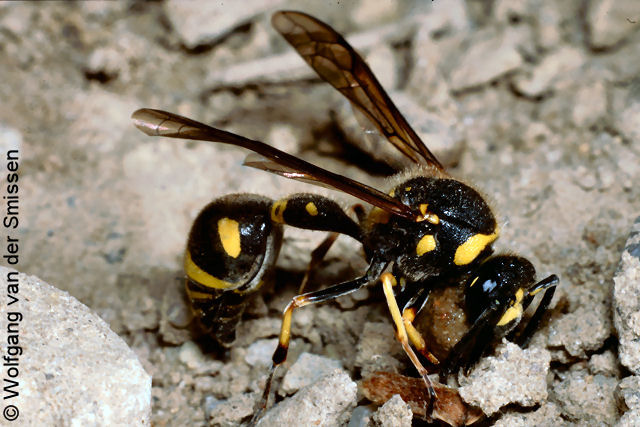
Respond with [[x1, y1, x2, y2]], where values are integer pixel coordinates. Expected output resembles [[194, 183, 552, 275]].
[[132, 10, 559, 421]]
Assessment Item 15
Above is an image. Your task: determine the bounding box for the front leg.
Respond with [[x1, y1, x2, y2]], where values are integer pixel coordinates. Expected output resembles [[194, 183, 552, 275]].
[[380, 273, 437, 413]]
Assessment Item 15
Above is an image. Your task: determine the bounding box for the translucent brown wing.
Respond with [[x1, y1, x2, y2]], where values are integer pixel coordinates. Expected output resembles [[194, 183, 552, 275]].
[[132, 108, 415, 219], [272, 10, 444, 170]]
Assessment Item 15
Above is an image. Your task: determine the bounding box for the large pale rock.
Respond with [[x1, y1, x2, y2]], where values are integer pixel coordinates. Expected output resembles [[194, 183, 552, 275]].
[[0, 267, 151, 426]]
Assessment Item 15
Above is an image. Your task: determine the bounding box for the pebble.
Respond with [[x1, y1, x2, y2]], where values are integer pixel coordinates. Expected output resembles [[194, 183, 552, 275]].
[[614, 216, 640, 373], [347, 405, 375, 427], [553, 369, 618, 423], [0, 267, 151, 425], [586, 0, 640, 49], [511, 46, 585, 98], [257, 369, 357, 426], [458, 341, 550, 415], [205, 393, 255, 427], [245, 338, 279, 368], [618, 375, 640, 410], [354, 322, 403, 378], [370, 394, 413, 427], [493, 402, 564, 427], [449, 27, 523, 91], [280, 352, 342, 395], [164, 0, 281, 48]]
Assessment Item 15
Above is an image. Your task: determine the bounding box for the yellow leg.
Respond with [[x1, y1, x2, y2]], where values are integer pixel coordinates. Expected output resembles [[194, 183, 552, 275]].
[[381, 273, 437, 402], [402, 307, 439, 365]]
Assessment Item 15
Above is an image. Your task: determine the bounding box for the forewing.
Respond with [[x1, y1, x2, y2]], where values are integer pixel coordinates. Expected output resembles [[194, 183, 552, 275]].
[[132, 108, 414, 219], [272, 10, 444, 170]]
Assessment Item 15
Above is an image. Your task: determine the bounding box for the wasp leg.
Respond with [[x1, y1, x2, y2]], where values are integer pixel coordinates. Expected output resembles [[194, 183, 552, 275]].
[[402, 288, 440, 365], [298, 232, 339, 294], [380, 273, 437, 414], [439, 302, 505, 379], [298, 203, 366, 294], [250, 260, 387, 424], [514, 274, 559, 347]]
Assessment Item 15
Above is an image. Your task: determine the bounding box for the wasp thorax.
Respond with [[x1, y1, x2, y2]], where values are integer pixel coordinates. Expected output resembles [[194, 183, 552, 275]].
[[390, 177, 499, 272]]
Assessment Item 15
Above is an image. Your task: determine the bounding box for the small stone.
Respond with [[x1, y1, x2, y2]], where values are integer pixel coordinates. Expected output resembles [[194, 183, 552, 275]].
[[164, 0, 280, 48], [370, 394, 413, 427], [493, 402, 563, 427], [547, 304, 611, 359], [617, 376, 640, 410], [553, 369, 618, 423], [280, 352, 343, 395], [589, 351, 620, 376], [619, 409, 640, 427], [458, 341, 550, 415], [614, 217, 640, 373], [586, 0, 640, 50], [449, 27, 523, 91], [205, 393, 255, 427], [178, 341, 224, 375], [85, 46, 122, 81], [355, 322, 403, 377], [0, 267, 151, 425], [257, 370, 357, 426], [347, 405, 375, 427], [245, 338, 278, 368], [511, 46, 585, 98]]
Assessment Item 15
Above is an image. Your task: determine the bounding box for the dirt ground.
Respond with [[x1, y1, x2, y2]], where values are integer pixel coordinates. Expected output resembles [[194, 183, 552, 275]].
[[2, 0, 640, 425]]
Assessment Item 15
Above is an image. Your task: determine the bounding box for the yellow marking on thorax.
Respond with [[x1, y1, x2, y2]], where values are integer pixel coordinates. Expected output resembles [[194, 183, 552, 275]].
[[454, 230, 499, 265], [389, 189, 395, 197], [369, 206, 391, 224], [405, 186, 412, 192], [305, 202, 318, 216], [218, 217, 241, 258], [271, 199, 287, 223], [497, 288, 524, 326], [469, 276, 479, 288], [184, 251, 235, 289], [416, 203, 439, 224], [416, 234, 436, 256]]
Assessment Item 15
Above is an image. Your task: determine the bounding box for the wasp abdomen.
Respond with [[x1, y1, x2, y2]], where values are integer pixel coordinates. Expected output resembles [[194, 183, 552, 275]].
[[184, 194, 283, 346]]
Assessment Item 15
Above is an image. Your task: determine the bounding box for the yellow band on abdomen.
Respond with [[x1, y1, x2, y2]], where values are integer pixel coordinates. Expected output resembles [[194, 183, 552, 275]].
[[184, 251, 235, 289]]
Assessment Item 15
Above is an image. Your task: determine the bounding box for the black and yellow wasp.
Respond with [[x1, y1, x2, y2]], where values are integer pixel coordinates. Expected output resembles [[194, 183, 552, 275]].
[[132, 10, 558, 420]]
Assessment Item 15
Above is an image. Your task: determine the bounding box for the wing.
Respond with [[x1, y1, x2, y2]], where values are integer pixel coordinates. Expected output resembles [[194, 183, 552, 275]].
[[272, 10, 444, 170], [131, 108, 415, 219]]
